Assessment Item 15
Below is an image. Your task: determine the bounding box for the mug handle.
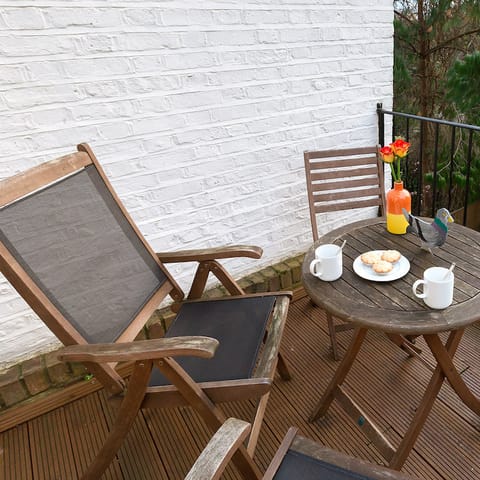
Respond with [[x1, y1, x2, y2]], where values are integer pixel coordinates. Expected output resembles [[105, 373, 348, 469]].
[[412, 279, 427, 298], [310, 259, 323, 277]]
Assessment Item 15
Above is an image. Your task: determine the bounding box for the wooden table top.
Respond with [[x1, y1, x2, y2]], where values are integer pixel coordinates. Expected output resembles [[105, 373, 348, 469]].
[[302, 217, 480, 335]]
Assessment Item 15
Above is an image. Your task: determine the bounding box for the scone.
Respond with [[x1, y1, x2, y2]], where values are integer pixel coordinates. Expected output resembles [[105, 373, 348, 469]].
[[381, 250, 401, 263], [372, 260, 393, 275], [361, 251, 382, 267]]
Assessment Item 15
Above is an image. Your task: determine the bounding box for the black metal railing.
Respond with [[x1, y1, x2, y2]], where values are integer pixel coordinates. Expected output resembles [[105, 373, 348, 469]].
[[377, 103, 480, 226]]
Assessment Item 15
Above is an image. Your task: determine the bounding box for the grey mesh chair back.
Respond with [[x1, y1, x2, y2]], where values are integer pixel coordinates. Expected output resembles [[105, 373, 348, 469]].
[[304, 147, 386, 241], [0, 144, 183, 391]]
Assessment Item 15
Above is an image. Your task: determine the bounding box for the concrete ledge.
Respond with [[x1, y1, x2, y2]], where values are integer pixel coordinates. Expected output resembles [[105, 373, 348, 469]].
[[0, 253, 304, 415]]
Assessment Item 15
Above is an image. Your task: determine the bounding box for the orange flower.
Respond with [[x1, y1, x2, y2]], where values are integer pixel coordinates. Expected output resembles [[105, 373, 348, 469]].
[[390, 138, 410, 158], [379, 136, 411, 183], [379, 146, 394, 163]]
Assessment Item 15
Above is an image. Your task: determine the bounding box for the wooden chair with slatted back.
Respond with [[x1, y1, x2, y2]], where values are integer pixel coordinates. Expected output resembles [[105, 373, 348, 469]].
[[303, 147, 421, 363], [0, 143, 292, 480], [303, 147, 385, 359], [186, 417, 412, 480]]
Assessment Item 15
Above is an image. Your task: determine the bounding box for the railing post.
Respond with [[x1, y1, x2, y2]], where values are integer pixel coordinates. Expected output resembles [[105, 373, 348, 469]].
[[431, 123, 440, 217], [377, 103, 385, 147], [463, 130, 474, 226]]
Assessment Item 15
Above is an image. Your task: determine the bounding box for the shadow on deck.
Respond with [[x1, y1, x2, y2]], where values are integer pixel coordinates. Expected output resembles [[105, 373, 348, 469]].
[[1, 291, 479, 479]]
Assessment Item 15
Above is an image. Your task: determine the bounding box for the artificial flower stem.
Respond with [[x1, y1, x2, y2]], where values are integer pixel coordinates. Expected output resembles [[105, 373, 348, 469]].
[[390, 163, 398, 183]]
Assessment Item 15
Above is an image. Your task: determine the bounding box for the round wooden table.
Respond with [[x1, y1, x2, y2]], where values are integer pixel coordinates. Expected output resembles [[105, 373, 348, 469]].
[[302, 217, 480, 469]]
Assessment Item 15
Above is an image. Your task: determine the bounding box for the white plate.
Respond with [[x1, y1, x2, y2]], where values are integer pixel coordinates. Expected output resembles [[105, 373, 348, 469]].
[[353, 251, 410, 282]]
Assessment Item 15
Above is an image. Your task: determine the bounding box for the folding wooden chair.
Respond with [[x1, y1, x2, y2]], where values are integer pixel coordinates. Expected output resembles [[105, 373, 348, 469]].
[[186, 418, 412, 480], [0, 143, 291, 480], [304, 147, 420, 360]]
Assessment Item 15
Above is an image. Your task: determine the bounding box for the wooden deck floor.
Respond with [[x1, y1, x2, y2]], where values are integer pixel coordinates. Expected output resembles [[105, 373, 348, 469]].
[[1, 292, 480, 479]]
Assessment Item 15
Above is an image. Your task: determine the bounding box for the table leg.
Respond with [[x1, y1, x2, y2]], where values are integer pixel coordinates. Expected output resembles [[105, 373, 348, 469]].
[[388, 329, 463, 470], [424, 330, 480, 416], [309, 327, 367, 422]]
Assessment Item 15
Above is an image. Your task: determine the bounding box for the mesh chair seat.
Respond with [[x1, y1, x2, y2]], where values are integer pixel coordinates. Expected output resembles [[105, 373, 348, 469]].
[[275, 450, 377, 480], [150, 296, 275, 386]]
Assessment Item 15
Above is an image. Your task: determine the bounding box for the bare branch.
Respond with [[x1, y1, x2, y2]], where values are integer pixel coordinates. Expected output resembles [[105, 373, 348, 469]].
[[428, 28, 480, 55], [394, 10, 415, 24], [394, 34, 419, 55]]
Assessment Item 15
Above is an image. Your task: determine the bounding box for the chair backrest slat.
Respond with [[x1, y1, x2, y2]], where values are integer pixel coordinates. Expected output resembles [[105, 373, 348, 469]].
[[314, 197, 382, 214], [304, 146, 377, 160], [307, 155, 378, 170], [313, 186, 382, 202], [304, 147, 385, 241], [309, 166, 379, 183]]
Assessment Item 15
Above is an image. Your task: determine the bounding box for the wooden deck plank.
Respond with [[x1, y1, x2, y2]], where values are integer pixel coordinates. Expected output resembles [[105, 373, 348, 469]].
[[144, 406, 205, 479], [63, 391, 122, 480], [29, 408, 78, 479], [0, 423, 33, 480], [99, 389, 168, 480], [1, 292, 480, 479]]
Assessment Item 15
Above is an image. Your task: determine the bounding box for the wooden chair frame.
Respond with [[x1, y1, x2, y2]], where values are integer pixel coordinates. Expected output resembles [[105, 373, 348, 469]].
[[303, 147, 420, 361], [186, 418, 412, 480], [0, 144, 291, 480]]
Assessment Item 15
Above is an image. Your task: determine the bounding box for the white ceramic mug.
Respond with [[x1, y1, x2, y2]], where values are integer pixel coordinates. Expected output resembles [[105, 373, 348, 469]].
[[412, 267, 454, 309], [309, 244, 343, 281]]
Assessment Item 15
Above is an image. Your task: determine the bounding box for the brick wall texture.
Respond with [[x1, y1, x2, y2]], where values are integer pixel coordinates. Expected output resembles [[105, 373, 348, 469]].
[[0, 1, 394, 370]]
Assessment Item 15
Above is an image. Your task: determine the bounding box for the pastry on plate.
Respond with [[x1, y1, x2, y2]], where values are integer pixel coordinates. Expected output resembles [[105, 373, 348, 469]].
[[361, 251, 382, 267], [372, 260, 394, 275], [381, 250, 401, 263]]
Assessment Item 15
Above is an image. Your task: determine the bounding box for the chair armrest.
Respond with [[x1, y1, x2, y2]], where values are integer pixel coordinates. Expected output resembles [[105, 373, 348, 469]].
[[254, 295, 291, 379], [156, 245, 262, 263], [185, 418, 251, 480], [57, 336, 218, 363]]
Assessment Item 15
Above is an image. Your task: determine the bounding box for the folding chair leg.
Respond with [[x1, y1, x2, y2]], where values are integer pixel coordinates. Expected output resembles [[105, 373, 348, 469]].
[[314, 305, 354, 361], [310, 327, 367, 422], [80, 360, 153, 480], [276, 351, 292, 380], [327, 312, 340, 360], [247, 392, 270, 456], [386, 333, 423, 357]]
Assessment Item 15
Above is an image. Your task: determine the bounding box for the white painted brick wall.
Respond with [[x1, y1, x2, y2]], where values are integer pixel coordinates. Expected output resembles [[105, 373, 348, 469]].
[[0, 1, 394, 370]]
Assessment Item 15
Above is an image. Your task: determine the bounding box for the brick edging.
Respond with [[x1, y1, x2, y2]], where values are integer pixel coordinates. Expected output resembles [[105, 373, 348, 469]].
[[0, 253, 304, 413]]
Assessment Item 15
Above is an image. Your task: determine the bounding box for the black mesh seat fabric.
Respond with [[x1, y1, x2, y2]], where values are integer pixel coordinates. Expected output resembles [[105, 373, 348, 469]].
[[274, 450, 378, 480], [150, 296, 275, 386]]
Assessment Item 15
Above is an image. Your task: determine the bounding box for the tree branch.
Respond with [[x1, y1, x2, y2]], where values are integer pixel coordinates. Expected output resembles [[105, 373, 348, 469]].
[[394, 34, 419, 56], [428, 28, 480, 55], [394, 9, 415, 24]]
